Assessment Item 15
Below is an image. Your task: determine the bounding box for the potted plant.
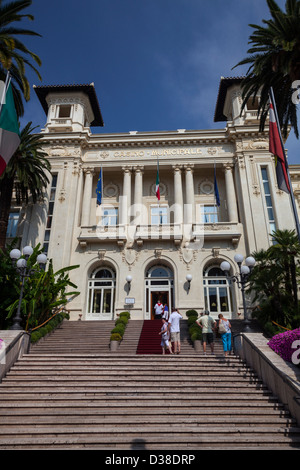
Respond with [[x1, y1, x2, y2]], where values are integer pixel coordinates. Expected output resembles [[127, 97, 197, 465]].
[[109, 312, 131, 352], [190, 329, 202, 352], [110, 332, 122, 351], [186, 310, 202, 353]]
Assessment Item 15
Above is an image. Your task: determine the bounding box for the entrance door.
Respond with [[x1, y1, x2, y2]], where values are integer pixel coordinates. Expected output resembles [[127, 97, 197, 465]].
[[145, 265, 174, 320], [151, 291, 169, 320]]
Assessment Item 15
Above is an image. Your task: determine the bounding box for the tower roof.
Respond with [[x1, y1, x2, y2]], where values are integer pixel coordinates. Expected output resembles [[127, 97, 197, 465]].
[[33, 83, 104, 127], [214, 77, 244, 122]]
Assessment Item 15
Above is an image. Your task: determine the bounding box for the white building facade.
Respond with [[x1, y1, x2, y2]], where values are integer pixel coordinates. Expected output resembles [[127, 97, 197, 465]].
[[11, 78, 299, 321]]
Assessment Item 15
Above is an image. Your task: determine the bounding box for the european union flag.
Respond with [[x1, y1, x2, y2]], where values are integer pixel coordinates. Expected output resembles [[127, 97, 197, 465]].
[[96, 168, 102, 205], [214, 165, 220, 207]]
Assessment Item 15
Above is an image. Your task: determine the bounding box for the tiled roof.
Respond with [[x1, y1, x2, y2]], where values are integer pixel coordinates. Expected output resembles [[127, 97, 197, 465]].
[[214, 76, 244, 122]]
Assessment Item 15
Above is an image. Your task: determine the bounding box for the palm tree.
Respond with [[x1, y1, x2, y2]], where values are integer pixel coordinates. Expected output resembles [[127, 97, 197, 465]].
[[233, 0, 300, 139], [269, 229, 300, 310], [0, 0, 42, 117], [0, 122, 50, 249], [248, 229, 300, 329]]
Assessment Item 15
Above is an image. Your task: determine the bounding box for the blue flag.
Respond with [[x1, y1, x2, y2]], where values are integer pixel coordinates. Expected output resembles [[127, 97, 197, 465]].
[[214, 165, 220, 207], [96, 168, 102, 205]]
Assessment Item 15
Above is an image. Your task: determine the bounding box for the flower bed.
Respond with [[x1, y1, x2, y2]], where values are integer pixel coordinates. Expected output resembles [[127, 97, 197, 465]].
[[268, 327, 300, 364]]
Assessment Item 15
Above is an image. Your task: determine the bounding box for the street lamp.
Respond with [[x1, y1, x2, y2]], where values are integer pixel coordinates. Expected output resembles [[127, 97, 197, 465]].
[[220, 254, 256, 332], [9, 246, 47, 330]]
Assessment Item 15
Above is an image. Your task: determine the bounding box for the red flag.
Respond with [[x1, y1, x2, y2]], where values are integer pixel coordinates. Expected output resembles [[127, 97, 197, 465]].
[[156, 160, 160, 201], [269, 99, 290, 193]]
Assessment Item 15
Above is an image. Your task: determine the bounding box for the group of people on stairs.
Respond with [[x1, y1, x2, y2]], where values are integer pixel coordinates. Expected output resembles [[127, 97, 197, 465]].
[[154, 300, 232, 356], [154, 300, 182, 355]]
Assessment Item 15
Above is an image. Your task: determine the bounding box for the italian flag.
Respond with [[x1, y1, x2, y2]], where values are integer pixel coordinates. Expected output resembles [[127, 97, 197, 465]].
[[0, 78, 20, 176], [156, 160, 160, 201], [269, 94, 290, 194]]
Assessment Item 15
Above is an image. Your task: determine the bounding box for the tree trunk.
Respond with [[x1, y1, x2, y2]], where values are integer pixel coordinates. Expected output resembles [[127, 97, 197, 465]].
[[0, 175, 14, 251]]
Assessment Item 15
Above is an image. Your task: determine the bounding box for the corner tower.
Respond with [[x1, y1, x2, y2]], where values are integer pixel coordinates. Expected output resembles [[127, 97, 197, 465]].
[[33, 83, 104, 133]]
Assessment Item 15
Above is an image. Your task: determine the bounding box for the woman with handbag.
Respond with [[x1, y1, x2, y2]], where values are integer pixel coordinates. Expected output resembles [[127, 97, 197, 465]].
[[218, 314, 232, 356]]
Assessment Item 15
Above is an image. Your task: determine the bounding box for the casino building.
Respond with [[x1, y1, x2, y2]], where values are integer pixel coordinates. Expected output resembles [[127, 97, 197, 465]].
[[8, 77, 300, 321]]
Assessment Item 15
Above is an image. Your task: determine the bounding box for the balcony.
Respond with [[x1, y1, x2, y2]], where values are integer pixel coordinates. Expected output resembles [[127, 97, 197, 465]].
[[46, 118, 73, 132], [78, 222, 242, 248], [193, 222, 242, 246]]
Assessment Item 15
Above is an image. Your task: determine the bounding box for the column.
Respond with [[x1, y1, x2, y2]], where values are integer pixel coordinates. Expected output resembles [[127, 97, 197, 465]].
[[81, 168, 94, 226], [184, 164, 195, 225], [173, 165, 183, 224], [120, 166, 132, 225], [133, 165, 144, 226], [223, 163, 238, 222]]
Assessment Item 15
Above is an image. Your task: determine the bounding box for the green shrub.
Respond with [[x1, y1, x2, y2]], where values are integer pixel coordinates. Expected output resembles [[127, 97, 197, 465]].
[[119, 311, 130, 319], [31, 331, 42, 343], [116, 317, 128, 326], [186, 309, 198, 318], [110, 333, 122, 342], [187, 315, 198, 326], [188, 319, 202, 342], [191, 330, 202, 342], [111, 324, 126, 336]]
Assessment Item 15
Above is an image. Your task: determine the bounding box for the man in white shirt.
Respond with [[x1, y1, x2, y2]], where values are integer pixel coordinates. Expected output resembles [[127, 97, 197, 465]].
[[168, 308, 183, 354], [154, 301, 164, 319]]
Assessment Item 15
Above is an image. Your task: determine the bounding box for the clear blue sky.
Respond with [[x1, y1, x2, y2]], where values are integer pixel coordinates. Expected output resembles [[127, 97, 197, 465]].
[[20, 0, 299, 164]]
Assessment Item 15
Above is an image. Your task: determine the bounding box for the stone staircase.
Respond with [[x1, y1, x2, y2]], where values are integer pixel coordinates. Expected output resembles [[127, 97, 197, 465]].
[[31, 320, 115, 354], [0, 320, 300, 450]]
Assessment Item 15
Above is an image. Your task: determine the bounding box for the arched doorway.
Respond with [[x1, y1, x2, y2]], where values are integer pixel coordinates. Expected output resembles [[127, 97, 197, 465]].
[[203, 265, 233, 319], [144, 265, 174, 320], [86, 267, 116, 320]]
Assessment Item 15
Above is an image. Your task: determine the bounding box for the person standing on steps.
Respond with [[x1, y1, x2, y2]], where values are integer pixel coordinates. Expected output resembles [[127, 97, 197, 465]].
[[159, 317, 173, 355], [168, 308, 183, 354], [196, 310, 216, 355], [162, 303, 169, 321], [154, 300, 163, 319], [218, 313, 232, 356]]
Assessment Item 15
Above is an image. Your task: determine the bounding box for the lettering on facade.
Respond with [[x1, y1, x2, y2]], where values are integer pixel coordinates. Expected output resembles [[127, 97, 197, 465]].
[[113, 148, 203, 158]]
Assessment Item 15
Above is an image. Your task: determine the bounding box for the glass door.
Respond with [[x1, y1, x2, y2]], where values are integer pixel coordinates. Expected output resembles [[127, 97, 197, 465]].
[[86, 268, 115, 320], [203, 266, 232, 318]]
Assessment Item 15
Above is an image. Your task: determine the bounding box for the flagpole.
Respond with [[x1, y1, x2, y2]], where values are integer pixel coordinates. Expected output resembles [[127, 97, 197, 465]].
[[101, 165, 103, 201], [157, 157, 160, 224], [269, 87, 300, 241], [214, 160, 219, 220]]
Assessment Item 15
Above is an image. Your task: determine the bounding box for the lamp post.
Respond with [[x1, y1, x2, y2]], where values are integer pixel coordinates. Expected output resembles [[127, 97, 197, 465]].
[[220, 254, 256, 332], [9, 247, 47, 330]]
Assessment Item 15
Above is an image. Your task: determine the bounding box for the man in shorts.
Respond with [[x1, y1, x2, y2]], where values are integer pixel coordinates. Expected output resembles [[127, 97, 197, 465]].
[[196, 310, 216, 355], [168, 308, 183, 354]]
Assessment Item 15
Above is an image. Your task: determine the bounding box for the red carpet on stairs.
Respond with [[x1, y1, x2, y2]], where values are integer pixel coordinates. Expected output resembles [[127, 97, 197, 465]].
[[136, 320, 172, 354]]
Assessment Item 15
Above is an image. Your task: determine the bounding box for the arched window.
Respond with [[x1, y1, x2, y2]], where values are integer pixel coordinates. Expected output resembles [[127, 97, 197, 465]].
[[86, 267, 116, 320], [147, 266, 172, 278], [203, 265, 232, 316]]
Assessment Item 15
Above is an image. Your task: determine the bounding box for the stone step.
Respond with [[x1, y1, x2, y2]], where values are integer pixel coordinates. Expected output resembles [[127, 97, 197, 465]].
[[0, 432, 299, 450], [0, 406, 290, 416], [0, 399, 286, 408], [1, 424, 299, 436], [1, 320, 299, 450]]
